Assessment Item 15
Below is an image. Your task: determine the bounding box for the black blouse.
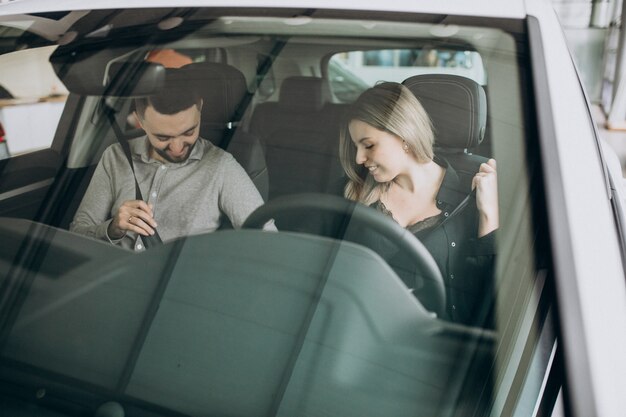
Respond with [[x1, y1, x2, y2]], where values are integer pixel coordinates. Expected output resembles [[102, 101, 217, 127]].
[[371, 156, 496, 328]]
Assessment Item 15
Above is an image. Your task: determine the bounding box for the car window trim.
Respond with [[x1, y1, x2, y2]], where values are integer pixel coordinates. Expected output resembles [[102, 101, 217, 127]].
[[527, 15, 597, 417], [565, 43, 626, 276]]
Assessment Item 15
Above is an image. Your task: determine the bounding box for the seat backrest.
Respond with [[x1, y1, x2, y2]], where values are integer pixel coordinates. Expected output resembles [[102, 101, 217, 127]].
[[249, 76, 344, 200], [402, 74, 487, 151], [175, 62, 269, 200], [402, 74, 489, 191]]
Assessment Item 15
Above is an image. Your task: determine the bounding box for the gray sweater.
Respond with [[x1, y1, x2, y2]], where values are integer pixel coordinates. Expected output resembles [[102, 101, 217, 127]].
[[70, 136, 267, 251]]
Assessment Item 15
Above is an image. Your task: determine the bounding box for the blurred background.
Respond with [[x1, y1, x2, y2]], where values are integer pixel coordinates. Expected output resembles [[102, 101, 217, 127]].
[[553, 0, 626, 172]]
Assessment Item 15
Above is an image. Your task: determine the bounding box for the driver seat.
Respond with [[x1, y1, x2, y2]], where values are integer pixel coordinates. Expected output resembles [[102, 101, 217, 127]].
[[402, 73, 489, 193]]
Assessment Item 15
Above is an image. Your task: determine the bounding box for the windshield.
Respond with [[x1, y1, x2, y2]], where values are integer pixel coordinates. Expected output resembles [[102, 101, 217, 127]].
[[0, 8, 549, 417]]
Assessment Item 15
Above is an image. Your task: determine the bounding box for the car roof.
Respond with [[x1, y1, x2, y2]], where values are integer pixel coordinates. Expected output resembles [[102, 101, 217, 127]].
[[0, 0, 526, 19]]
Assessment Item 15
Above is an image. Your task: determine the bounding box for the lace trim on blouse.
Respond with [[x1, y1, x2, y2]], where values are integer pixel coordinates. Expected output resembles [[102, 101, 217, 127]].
[[377, 200, 443, 234]]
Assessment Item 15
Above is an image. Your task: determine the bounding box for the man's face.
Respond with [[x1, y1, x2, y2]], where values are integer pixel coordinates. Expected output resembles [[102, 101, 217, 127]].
[[137, 102, 202, 163]]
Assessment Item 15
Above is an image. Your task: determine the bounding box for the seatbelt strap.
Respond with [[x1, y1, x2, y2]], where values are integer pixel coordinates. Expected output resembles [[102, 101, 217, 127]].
[[218, 39, 287, 151], [105, 106, 163, 248], [437, 189, 476, 229]]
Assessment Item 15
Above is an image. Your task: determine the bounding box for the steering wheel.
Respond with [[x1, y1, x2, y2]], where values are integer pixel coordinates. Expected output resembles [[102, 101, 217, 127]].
[[243, 193, 446, 317]]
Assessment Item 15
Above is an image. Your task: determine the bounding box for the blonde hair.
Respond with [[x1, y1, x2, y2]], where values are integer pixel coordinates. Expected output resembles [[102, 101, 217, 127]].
[[339, 82, 434, 205]]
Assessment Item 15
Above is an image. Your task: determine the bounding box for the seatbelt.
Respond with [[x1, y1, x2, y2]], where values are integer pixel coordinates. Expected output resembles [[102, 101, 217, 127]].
[[436, 188, 476, 230], [217, 38, 288, 151], [105, 105, 163, 248]]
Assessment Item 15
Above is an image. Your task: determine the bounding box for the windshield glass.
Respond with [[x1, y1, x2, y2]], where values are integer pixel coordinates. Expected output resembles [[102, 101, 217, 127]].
[[0, 8, 549, 417]]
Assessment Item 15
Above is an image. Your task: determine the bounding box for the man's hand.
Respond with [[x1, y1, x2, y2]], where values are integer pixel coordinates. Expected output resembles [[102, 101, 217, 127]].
[[108, 200, 157, 239], [472, 158, 499, 237]]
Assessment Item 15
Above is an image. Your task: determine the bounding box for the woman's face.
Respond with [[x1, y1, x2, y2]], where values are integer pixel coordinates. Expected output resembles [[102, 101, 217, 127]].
[[348, 119, 411, 183]]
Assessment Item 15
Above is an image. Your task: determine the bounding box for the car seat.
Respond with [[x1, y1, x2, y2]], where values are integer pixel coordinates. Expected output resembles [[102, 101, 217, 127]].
[[249, 76, 345, 200], [402, 73, 489, 194], [173, 62, 269, 200]]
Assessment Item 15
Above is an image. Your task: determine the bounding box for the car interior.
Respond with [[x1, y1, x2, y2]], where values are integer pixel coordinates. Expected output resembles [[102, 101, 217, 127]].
[[0, 8, 546, 417]]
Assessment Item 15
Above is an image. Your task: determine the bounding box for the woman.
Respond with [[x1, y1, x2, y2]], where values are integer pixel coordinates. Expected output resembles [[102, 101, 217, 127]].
[[339, 82, 498, 327]]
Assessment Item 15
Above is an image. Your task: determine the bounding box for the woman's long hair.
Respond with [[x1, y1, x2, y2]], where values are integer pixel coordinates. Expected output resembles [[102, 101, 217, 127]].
[[339, 82, 435, 205]]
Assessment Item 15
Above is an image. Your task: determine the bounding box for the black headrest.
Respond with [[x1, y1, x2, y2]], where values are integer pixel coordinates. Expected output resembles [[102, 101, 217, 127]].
[[279, 76, 330, 112], [402, 74, 486, 149], [176, 62, 249, 133]]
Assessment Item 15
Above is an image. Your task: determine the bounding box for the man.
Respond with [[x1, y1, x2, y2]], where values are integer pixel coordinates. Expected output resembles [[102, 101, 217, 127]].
[[70, 72, 268, 251]]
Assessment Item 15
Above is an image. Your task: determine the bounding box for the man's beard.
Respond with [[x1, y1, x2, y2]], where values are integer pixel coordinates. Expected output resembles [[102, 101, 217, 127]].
[[155, 141, 195, 163]]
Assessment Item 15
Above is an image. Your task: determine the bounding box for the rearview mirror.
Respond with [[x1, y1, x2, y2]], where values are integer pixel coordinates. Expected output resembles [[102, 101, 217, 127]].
[[50, 48, 165, 97]]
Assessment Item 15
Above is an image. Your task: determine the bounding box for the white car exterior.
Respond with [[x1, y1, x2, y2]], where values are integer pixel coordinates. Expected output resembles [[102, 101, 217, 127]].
[[0, 1, 624, 417]]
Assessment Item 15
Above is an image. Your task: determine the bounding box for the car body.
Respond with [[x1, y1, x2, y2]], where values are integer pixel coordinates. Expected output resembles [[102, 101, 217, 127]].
[[0, 1, 625, 416]]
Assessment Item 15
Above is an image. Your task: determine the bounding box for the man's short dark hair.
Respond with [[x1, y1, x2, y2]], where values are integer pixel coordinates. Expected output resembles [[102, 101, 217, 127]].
[[134, 68, 201, 118]]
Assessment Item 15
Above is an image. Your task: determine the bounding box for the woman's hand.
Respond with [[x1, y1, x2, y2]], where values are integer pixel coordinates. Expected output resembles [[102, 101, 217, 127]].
[[107, 200, 157, 239], [472, 158, 499, 237]]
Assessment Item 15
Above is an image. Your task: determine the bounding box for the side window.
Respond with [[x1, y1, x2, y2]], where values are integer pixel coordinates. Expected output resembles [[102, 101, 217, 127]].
[[0, 45, 68, 158], [328, 48, 486, 103]]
